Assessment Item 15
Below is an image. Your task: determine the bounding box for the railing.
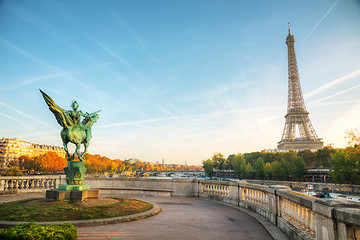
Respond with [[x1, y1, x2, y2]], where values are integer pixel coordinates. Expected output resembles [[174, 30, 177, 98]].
[[279, 197, 315, 238], [0, 175, 62, 193], [197, 180, 360, 240], [2, 175, 360, 240], [241, 186, 268, 207], [201, 182, 229, 197]]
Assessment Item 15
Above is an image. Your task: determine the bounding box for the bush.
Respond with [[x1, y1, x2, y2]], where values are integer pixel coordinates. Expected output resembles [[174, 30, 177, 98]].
[[0, 223, 77, 240], [3, 166, 23, 176]]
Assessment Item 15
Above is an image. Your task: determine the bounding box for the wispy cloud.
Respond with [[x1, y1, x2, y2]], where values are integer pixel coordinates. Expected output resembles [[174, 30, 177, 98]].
[[17, 130, 58, 139], [80, 32, 136, 70], [308, 82, 360, 106], [108, 9, 163, 65], [5, 2, 96, 63], [0, 37, 58, 71], [301, 0, 340, 45], [305, 68, 360, 98], [18, 72, 75, 87], [0, 36, 98, 93], [0, 112, 32, 126], [98, 104, 282, 131], [0, 102, 57, 130]]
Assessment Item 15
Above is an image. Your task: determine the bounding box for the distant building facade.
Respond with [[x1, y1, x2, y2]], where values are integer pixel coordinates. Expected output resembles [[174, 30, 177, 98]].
[[0, 137, 65, 169]]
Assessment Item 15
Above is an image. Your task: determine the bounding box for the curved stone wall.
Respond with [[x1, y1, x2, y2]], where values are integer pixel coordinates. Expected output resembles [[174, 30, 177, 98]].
[[1, 175, 359, 240]]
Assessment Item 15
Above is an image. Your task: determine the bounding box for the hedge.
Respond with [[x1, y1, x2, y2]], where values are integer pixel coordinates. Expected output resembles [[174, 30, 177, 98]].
[[0, 222, 77, 240]]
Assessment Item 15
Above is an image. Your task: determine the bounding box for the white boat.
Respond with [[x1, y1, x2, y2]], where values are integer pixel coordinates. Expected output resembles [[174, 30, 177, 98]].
[[329, 193, 360, 203], [300, 184, 325, 198]]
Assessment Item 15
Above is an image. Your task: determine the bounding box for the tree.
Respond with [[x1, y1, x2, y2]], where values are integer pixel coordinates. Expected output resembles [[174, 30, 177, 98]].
[[244, 152, 262, 165], [43, 152, 66, 172], [18, 155, 32, 171], [274, 159, 289, 180], [231, 153, 246, 178], [263, 162, 272, 179], [298, 150, 316, 168], [3, 166, 23, 176], [281, 151, 298, 162], [32, 155, 47, 173], [315, 146, 335, 168], [346, 128, 360, 146], [227, 154, 236, 169], [254, 157, 265, 179], [202, 159, 214, 178], [289, 156, 306, 181], [244, 163, 253, 178], [329, 147, 360, 184], [271, 161, 279, 179], [8, 161, 18, 168], [211, 153, 227, 170]]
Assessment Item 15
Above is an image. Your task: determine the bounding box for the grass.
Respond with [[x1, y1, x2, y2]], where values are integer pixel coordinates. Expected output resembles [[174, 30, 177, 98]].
[[0, 198, 153, 222]]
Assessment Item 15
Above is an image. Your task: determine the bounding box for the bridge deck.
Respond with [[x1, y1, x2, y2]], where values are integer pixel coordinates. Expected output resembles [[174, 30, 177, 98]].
[[0, 193, 284, 240]]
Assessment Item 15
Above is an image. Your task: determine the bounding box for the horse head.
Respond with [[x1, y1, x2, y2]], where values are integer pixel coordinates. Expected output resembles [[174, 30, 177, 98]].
[[83, 113, 99, 128]]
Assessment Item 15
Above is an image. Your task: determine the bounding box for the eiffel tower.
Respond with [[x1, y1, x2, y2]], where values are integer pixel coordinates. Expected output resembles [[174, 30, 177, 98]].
[[277, 24, 323, 151]]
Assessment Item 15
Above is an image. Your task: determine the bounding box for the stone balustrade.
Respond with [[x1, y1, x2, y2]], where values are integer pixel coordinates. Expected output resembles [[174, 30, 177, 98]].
[[1, 175, 360, 239], [241, 186, 269, 207], [201, 181, 229, 197], [0, 175, 63, 193], [279, 197, 315, 237]]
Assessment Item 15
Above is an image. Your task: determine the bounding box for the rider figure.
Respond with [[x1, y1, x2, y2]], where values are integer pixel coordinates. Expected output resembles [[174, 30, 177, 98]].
[[67, 100, 88, 128]]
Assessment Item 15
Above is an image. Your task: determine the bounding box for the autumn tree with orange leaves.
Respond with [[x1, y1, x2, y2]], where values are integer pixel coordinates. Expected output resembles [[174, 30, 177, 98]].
[[13, 152, 203, 175], [17, 152, 66, 173]]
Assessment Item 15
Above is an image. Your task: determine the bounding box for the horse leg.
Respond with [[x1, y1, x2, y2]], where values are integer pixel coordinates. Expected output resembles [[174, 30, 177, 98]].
[[82, 142, 89, 157], [80, 130, 91, 159], [63, 142, 71, 160], [75, 143, 83, 161]]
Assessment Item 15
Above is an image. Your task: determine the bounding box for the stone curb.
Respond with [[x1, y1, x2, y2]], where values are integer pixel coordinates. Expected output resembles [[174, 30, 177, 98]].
[[203, 198, 290, 240], [0, 201, 161, 228]]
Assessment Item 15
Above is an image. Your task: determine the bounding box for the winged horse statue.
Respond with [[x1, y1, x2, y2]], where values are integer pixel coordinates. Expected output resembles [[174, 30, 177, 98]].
[[40, 89, 100, 162]]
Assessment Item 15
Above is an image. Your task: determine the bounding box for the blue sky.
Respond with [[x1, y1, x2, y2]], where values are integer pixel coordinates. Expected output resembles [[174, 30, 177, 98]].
[[0, 0, 359, 165]]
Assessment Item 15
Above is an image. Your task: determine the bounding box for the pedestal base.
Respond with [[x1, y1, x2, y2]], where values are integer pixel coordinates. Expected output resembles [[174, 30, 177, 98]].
[[58, 184, 90, 191], [46, 189, 100, 202]]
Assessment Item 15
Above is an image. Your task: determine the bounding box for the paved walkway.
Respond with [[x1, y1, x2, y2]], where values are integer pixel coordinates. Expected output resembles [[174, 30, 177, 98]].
[[0, 193, 285, 240]]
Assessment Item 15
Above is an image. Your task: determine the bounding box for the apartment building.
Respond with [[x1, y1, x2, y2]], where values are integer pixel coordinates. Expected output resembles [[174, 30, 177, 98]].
[[0, 137, 65, 169]]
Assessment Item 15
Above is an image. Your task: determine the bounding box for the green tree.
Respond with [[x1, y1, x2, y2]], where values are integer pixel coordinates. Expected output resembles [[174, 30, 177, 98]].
[[211, 153, 227, 170], [298, 150, 316, 168], [227, 154, 235, 169], [289, 156, 306, 181], [329, 147, 360, 184], [315, 146, 335, 168], [271, 161, 279, 179], [3, 166, 23, 176], [244, 162, 253, 178], [254, 157, 265, 179], [281, 151, 298, 162], [275, 159, 289, 180], [231, 153, 246, 178], [264, 162, 272, 179], [202, 159, 214, 178], [244, 152, 262, 165]]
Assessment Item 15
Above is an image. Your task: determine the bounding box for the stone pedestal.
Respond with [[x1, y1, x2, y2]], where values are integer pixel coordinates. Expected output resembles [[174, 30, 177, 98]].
[[59, 184, 90, 191], [46, 189, 100, 202]]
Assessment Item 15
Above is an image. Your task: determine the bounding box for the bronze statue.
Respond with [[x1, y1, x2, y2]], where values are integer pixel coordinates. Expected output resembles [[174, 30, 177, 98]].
[[40, 89, 100, 161], [40, 89, 100, 188]]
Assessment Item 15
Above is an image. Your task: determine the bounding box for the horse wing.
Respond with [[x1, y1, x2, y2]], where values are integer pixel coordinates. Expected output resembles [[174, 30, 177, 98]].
[[39, 89, 69, 128]]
